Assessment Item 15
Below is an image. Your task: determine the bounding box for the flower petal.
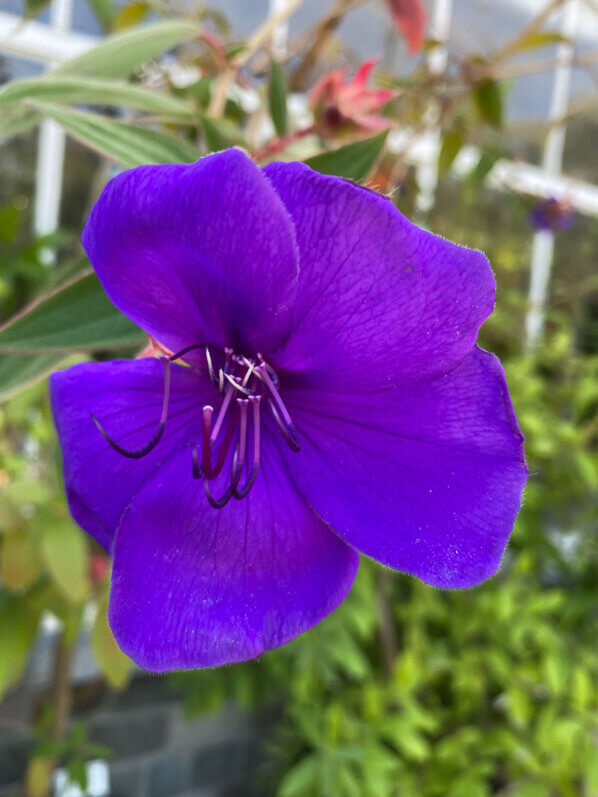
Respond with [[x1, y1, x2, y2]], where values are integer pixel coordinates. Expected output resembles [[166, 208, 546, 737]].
[[278, 347, 527, 588], [385, 0, 427, 54], [83, 149, 299, 356], [50, 358, 214, 551], [108, 437, 359, 671], [263, 162, 495, 391]]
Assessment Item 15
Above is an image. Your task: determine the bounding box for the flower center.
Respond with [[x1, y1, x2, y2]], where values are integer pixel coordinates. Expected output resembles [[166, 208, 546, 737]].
[[91, 344, 299, 510]]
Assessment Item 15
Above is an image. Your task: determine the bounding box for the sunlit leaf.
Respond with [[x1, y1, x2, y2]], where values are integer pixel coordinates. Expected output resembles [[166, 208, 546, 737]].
[[91, 597, 133, 689], [113, 1, 150, 31], [41, 521, 90, 604], [516, 31, 570, 52]]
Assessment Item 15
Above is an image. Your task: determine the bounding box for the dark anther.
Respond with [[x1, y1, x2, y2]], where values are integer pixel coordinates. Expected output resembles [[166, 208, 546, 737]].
[[204, 480, 232, 509], [257, 364, 300, 452], [268, 399, 301, 452], [91, 355, 171, 459], [192, 444, 202, 479]]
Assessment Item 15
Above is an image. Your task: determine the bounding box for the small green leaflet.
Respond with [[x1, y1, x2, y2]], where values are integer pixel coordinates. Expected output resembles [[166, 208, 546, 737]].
[[304, 131, 388, 182]]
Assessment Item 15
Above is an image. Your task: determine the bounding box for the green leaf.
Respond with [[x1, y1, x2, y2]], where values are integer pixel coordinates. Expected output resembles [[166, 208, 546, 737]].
[[269, 57, 288, 137], [473, 79, 503, 128], [0, 77, 193, 119], [113, 1, 150, 31], [200, 115, 233, 152], [1, 532, 43, 590], [0, 271, 144, 353], [0, 352, 66, 403], [23, 0, 52, 18], [0, 106, 41, 140], [438, 129, 463, 174], [91, 597, 133, 689], [54, 19, 200, 79], [41, 521, 90, 604], [279, 755, 319, 797], [28, 102, 200, 167], [516, 31, 570, 52], [469, 148, 501, 186], [0, 597, 39, 698], [85, 0, 116, 31], [304, 131, 388, 182]]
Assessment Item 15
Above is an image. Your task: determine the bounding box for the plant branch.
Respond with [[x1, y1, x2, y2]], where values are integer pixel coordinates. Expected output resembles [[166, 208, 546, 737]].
[[207, 0, 307, 116]]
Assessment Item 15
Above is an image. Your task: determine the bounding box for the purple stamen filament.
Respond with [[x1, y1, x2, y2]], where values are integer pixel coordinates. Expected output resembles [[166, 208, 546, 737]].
[[91, 344, 298, 508]]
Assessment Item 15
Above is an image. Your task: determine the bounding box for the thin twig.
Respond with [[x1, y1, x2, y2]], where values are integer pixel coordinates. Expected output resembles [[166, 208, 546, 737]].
[[207, 0, 306, 116], [493, 0, 566, 66]]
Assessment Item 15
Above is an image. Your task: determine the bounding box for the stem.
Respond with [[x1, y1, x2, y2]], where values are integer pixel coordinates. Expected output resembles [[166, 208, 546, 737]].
[[492, 0, 565, 66], [208, 0, 307, 116], [50, 635, 73, 742]]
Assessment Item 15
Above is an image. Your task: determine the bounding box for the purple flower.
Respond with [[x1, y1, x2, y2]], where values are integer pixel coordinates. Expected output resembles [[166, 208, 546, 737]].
[[529, 196, 574, 232], [50, 149, 527, 672]]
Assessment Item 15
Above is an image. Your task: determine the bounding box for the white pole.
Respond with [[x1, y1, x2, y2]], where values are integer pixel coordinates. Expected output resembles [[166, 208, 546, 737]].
[[525, 0, 578, 350], [269, 0, 291, 59], [416, 0, 453, 212], [33, 0, 74, 264]]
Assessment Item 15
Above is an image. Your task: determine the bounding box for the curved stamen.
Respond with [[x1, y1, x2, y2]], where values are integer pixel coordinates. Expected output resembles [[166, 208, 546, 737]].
[[268, 398, 301, 452], [204, 480, 232, 509], [257, 364, 300, 452], [202, 403, 238, 480], [232, 396, 261, 500], [168, 343, 206, 363], [91, 355, 171, 459]]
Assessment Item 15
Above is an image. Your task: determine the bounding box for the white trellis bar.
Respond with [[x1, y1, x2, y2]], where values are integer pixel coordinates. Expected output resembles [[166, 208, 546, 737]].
[[34, 0, 75, 263], [416, 0, 453, 211], [525, 0, 579, 350]]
